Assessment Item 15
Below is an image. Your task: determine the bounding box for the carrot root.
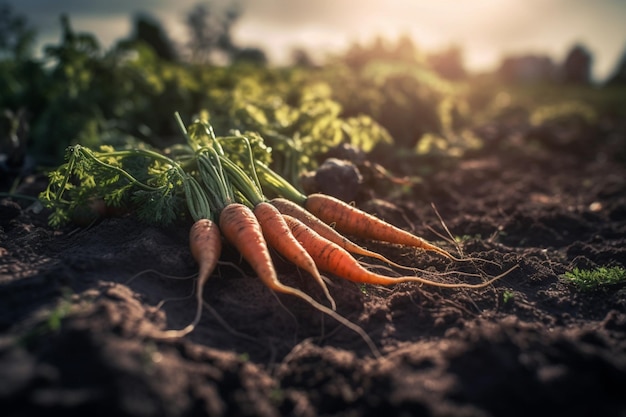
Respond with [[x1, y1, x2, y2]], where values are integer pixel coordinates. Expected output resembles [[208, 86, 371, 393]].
[[271, 198, 420, 271], [158, 218, 222, 338], [303, 193, 455, 259], [254, 201, 336, 310], [283, 214, 513, 289], [220, 203, 380, 357]]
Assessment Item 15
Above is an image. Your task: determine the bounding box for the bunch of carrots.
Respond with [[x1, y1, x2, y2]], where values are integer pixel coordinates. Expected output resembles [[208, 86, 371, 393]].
[[40, 114, 513, 356]]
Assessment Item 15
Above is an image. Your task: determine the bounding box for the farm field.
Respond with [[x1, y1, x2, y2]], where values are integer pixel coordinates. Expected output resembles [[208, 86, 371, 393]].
[[1, 9, 626, 416]]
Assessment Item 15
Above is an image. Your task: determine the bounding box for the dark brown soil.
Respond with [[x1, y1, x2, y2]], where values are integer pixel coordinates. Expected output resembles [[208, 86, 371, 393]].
[[1, 119, 625, 417]]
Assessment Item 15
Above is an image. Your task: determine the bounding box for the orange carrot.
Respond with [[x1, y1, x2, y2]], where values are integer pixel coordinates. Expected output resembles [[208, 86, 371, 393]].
[[219, 202, 380, 357], [271, 197, 421, 270], [283, 214, 506, 289], [253, 201, 336, 310], [303, 193, 454, 259], [220, 203, 277, 287], [161, 218, 222, 338]]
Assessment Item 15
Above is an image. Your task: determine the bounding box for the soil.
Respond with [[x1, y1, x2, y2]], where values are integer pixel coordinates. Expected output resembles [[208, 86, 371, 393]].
[[1, 117, 626, 417]]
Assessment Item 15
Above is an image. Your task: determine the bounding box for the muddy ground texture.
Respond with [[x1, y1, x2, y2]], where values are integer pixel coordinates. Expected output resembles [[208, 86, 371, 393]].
[[1, 116, 626, 417]]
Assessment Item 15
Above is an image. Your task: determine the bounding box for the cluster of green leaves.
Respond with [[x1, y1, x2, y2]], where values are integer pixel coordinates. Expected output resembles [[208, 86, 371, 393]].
[[39, 144, 185, 227], [562, 266, 626, 292], [312, 56, 496, 163], [214, 79, 393, 184], [37, 116, 276, 228]]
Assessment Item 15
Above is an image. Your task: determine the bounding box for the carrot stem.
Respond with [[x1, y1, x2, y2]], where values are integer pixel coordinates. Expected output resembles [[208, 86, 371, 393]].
[[255, 161, 307, 204]]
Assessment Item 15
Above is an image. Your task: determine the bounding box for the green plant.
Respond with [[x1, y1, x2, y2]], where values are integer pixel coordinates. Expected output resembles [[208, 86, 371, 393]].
[[562, 266, 626, 291], [17, 288, 74, 348], [502, 290, 515, 304], [454, 234, 482, 243]]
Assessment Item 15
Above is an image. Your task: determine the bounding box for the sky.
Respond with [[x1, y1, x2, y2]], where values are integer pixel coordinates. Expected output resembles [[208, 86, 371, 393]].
[[6, 0, 626, 82]]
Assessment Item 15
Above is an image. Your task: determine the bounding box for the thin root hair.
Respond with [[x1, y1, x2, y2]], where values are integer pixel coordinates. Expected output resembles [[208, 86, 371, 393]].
[[125, 269, 197, 286]]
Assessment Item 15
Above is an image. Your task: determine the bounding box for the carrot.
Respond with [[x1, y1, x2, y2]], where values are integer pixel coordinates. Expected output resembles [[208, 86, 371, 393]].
[[186, 219, 222, 330], [217, 153, 336, 309], [160, 219, 222, 339], [303, 193, 455, 259], [189, 218, 222, 305], [159, 218, 222, 338], [219, 202, 380, 357], [220, 203, 275, 285], [271, 197, 423, 271], [253, 201, 336, 310], [154, 169, 225, 339], [283, 214, 508, 289]]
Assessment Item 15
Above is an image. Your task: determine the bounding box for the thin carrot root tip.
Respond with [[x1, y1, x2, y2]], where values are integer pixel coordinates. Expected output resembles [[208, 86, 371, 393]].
[[124, 269, 198, 286]]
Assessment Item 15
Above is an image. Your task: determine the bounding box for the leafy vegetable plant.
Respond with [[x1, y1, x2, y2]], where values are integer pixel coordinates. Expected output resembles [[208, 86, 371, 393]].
[[39, 144, 188, 227], [38, 116, 515, 356]]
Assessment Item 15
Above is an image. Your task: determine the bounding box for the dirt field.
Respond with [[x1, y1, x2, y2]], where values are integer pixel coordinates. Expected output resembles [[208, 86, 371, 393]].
[[1, 117, 625, 417]]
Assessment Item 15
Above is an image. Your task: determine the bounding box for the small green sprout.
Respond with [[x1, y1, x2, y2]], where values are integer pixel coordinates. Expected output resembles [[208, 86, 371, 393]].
[[359, 284, 369, 296], [454, 234, 481, 243], [18, 289, 74, 348], [502, 290, 515, 304], [562, 266, 626, 291], [269, 388, 285, 405]]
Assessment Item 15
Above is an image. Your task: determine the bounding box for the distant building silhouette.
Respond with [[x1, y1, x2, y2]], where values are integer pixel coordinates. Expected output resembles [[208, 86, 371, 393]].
[[497, 44, 595, 85], [498, 54, 557, 83]]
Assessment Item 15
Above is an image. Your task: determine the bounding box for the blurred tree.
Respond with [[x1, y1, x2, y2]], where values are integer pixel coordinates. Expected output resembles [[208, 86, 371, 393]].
[[340, 35, 425, 69], [392, 34, 420, 63], [185, 1, 242, 64], [341, 42, 367, 68], [0, 2, 45, 117], [561, 44, 592, 84], [0, 2, 37, 60], [290, 47, 316, 68], [33, 15, 109, 162], [45, 15, 101, 63], [427, 45, 466, 80], [129, 13, 177, 62], [232, 47, 267, 65]]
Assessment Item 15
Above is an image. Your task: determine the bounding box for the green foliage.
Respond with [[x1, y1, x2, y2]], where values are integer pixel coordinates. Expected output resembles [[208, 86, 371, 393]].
[[502, 290, 515, 304], [3, 11, 624, 191], [467, 81, 622, 128], [193, 73, 393, 185], [39, 144, 185, 227], [529, 100, 596, 126], [17, 288, 74, 348], [562, 266, 626, 291], [321, 61, 450, 149]]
